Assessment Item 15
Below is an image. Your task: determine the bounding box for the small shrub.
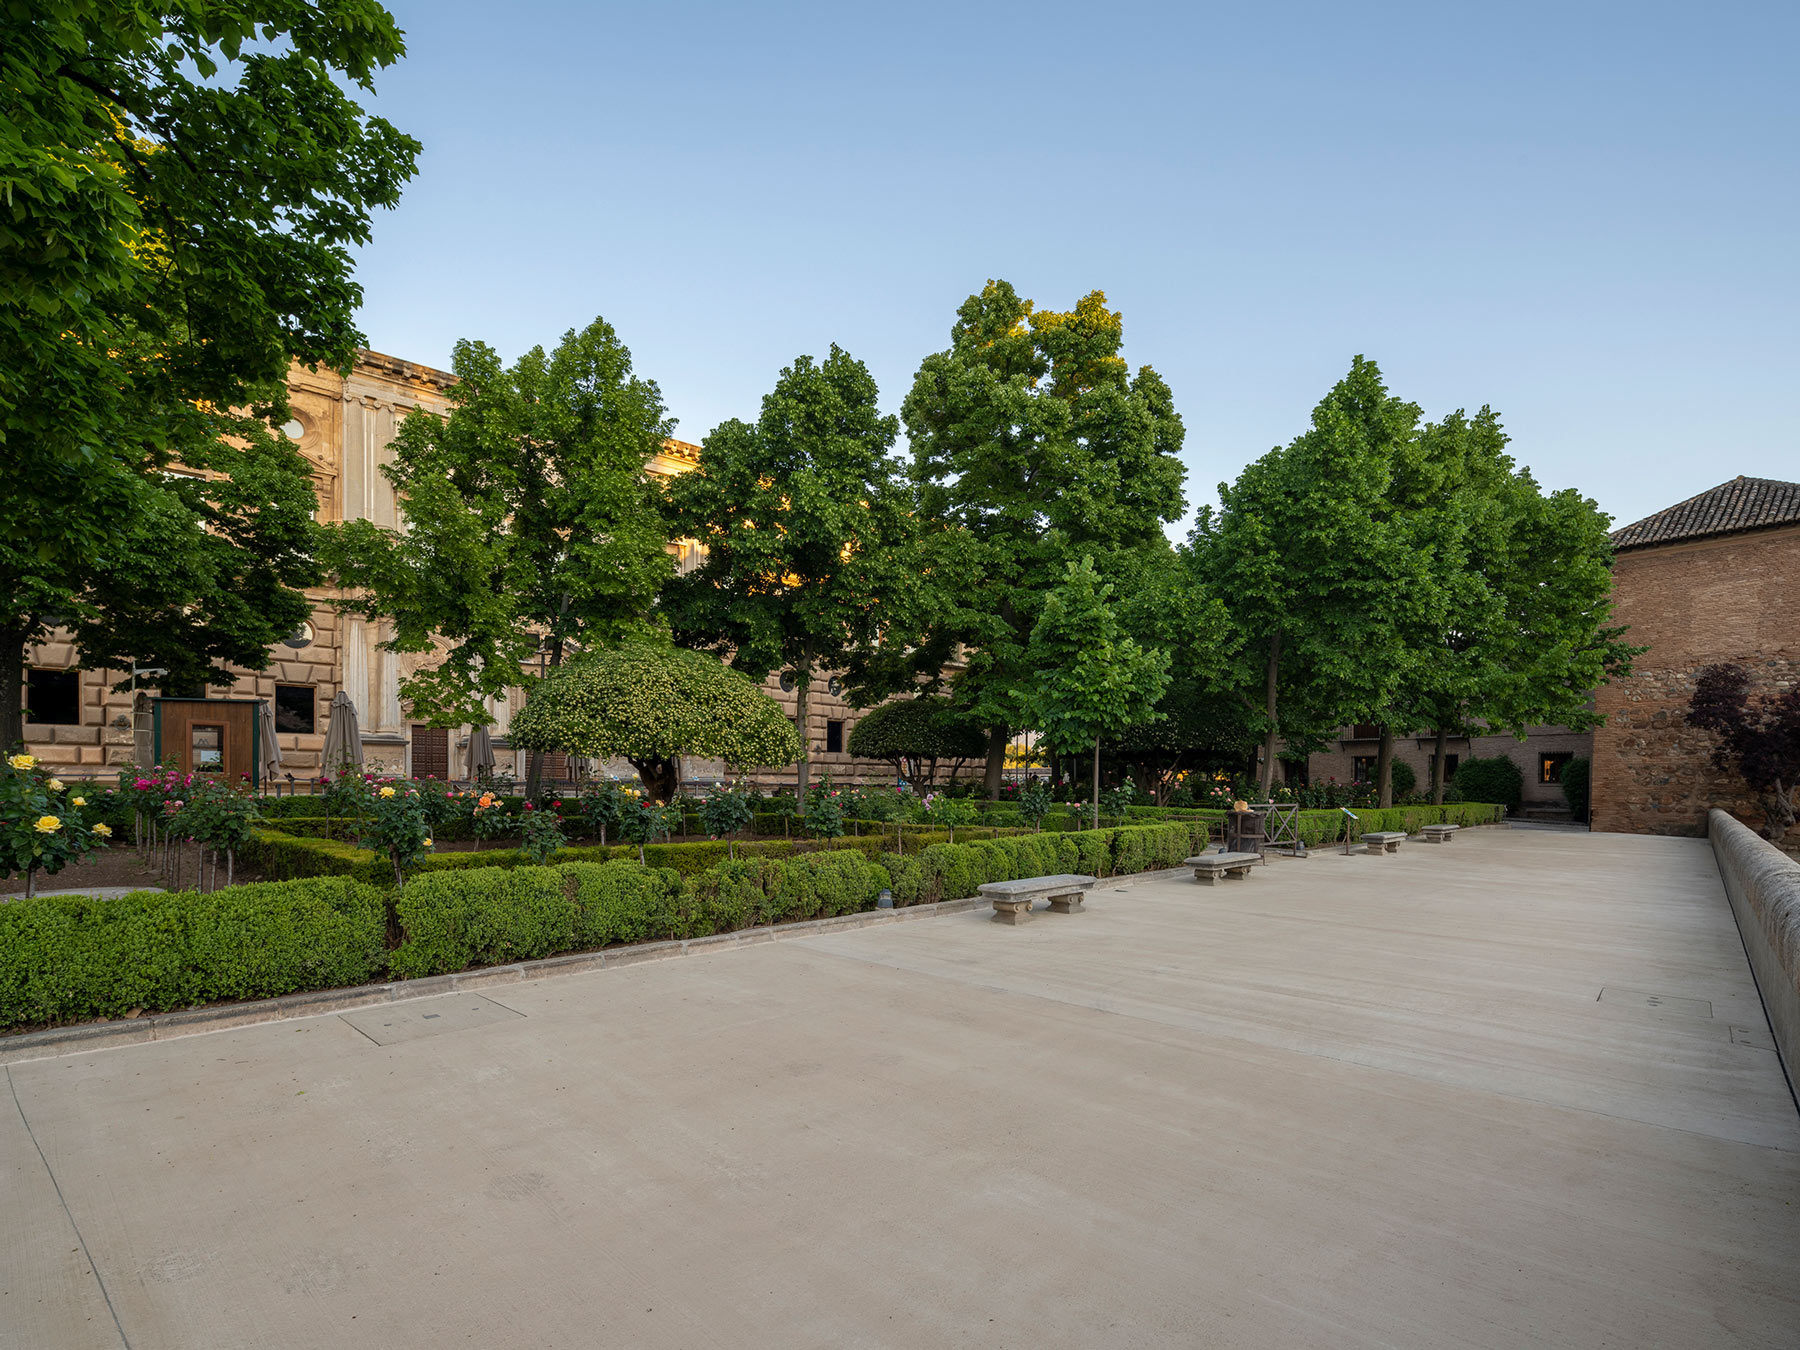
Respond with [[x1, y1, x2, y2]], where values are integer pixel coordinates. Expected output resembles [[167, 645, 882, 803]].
[[1561, 756, 1591, 823], [1452, 756, 1524, 814], [1389, 759, 1417, 797]]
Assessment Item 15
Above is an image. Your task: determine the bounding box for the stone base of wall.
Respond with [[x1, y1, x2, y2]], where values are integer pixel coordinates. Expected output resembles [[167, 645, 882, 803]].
[[1592, 657, 1796, 838]]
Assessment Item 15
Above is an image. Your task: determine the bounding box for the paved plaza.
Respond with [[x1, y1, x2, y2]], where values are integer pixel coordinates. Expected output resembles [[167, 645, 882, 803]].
[[5, 829, 1799, 1348]]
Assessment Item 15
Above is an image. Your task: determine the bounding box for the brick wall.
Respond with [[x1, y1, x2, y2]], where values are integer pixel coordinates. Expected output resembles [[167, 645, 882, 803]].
[[1591, 524, 1800, 836]]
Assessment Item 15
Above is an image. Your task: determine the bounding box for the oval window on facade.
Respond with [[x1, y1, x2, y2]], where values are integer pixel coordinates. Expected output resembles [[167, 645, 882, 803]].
[[283, 622, 315, 650], [281, 418, 306, 441], [778, 671, 795, 693]]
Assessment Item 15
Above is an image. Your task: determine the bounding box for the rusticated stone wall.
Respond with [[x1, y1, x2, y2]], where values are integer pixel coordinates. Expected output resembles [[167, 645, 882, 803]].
[[1592, 525, 1800, 837]]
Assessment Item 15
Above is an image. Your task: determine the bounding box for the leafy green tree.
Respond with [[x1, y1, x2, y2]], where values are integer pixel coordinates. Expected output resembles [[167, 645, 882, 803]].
[[844, 696, 984, 787], [327, 319, 676, 792], [662, 346, 913, 811], [901, 282, 1187, 797], [1359, 404, 1636, 805], [0, 1, 419, 746], [1018, 557, 1171, 830], [507, 641, 802, 803], [1107, 545, 1244, 799], [1191, 358, 1427, 799]]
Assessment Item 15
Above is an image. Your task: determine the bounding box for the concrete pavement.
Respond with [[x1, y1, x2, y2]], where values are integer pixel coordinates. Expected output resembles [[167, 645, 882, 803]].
[[5, 829, 1798, 1348]]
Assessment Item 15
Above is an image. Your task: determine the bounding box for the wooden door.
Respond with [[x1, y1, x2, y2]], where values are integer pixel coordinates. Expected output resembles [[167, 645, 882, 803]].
[[156, 700, 256, 782], [411, 725, 449, 780]]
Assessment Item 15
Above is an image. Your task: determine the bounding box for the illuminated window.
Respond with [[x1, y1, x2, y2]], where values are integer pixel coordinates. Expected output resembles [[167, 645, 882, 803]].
[[1540, 752, 1573, 784]]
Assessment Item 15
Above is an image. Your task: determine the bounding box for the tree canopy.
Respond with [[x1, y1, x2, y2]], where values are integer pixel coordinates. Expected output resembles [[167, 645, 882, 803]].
[[1190, 358, 1424, 797], [0, 0, 419, 745], [1019, 556, 1170, 827], [662, 345, 913, 809], [1190, 356, 1635, 803], [845, 696, 984, 787], [901, 281, 1187, 795], [326, 318, 676, 739], [507, 641, 802, 802]]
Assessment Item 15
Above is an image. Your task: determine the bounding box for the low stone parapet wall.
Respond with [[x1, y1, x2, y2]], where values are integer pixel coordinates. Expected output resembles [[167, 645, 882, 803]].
[[1709, 808, 1800, 1102]]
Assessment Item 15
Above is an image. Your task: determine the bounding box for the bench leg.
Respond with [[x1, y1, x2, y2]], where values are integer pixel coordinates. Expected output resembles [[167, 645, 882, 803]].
[[1193, 870, 1221, 886], [1046, 894, 1085, 914], [1228, 866, 1253, 880], [991, 901, 1034, 925]]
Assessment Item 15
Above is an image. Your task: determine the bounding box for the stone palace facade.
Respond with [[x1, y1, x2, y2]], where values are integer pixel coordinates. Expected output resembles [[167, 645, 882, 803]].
[[20, 350, 888, 790]]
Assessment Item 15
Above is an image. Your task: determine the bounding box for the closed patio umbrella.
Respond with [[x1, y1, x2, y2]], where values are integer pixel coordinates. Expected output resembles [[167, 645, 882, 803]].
[[257, 698, 283, 787], [464, 724, 495, 782], [320, 690, 363, 776]]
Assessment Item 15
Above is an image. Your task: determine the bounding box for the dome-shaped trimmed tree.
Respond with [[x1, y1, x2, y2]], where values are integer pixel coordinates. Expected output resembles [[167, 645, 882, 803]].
[[509, 642, 801, 802], [846, 696, 984, 787]]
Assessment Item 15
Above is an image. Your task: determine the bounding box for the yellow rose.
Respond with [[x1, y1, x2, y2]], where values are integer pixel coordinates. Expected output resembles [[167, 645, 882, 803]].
[[422, 837, 434, 847], [379, 786, 396, 798], [71, 796, 86, 807], [47, 778, 63, 792], [8, 753, 36, 771], [34, 815, 62, 834], [92, 822, 112, 837]]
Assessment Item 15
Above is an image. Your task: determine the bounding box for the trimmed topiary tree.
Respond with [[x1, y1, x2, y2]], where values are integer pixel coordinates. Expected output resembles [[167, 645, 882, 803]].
[[846, 696, 985, 787], [510, 641, 802, 802], [1451, 755, 1524, 814]]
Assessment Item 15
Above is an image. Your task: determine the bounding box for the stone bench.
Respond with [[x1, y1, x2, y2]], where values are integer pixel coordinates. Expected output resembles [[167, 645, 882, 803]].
[[1422, 823, 1460, 843], [1363, 831, 1407, 855], [978, 874, 1098, 925], [1186, 852, 1260, 885]]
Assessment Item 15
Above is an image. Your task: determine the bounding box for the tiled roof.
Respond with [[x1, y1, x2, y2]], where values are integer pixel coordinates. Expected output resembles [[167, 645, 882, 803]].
[[1611, 476, 1800, 551]]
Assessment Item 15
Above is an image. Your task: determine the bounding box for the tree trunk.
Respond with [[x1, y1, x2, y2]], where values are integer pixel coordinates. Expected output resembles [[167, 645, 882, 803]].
[[1376, 724, 1394, 809], [983, 726, 1007, 799], [0, 626, 28, 753], [1431, 725, 1449, 805], [1257, 633, 1282, 799], [794, 659, 811, 814], [632, 756, 680, 804], [1092, 735, 1101, 832]]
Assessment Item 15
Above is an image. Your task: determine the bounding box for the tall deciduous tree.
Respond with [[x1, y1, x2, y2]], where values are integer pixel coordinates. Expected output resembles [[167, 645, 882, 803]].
[[0, 1, 420, 747], [662, 346, 912, 811], [1192, 358, 1424, 799], [327, 319, 677, 793], [1370, 407, 1637, 804], [1019, 556, 1171, 830], [901, 281, 1186, 797]]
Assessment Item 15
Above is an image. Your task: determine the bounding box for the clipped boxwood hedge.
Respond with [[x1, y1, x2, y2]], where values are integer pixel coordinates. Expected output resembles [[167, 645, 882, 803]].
[[0, 877, 387, 1029], [3, 803, 1504, 1033]]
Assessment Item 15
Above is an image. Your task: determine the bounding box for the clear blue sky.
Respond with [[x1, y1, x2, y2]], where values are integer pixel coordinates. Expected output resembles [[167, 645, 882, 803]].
[[351, 1, 1797, 535]]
